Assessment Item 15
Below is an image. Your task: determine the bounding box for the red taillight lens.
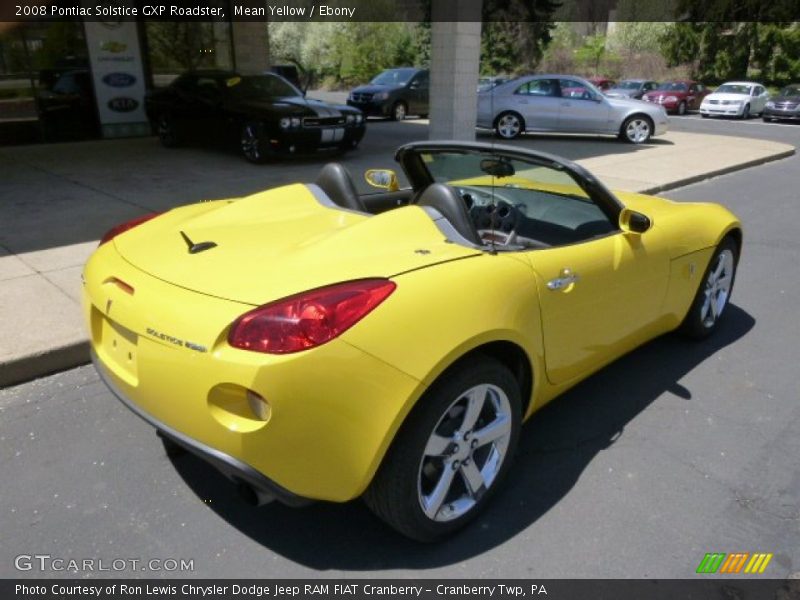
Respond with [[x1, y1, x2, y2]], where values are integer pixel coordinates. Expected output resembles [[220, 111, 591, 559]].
[[228, 279, 397, 354], [99, 213, 161, 246]]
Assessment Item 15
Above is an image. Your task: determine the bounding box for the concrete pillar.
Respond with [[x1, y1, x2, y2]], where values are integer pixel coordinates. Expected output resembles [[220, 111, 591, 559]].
[[429, 1, 482, 141], [231, 22, 269, 74]]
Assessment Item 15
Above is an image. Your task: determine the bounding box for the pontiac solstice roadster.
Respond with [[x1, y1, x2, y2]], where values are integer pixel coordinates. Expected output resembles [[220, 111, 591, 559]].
[[85, 141, 741, 541]]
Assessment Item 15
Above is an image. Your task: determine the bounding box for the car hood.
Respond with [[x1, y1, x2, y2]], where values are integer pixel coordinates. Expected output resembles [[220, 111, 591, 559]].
[[771, 94, 800, 103], [645, 90, 687, 99], [350, 84, 402, 95], [703, 92, 749, 102], [232, 96, 353, 116], [113, 184, 480, 305], [605, 88, 637, 97]]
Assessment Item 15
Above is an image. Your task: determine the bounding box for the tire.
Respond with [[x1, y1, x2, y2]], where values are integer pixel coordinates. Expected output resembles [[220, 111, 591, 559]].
[[364, 356, 522, 542], [391, 101, 407, 121], [240, 121, 269, 163], [619, 114, 653, 144], [677, 101, 687, 116], [763, 116, 773, 122], [419, 113, 429, 119], [740, 104, 750, 119], [494, 112, 524, 140], [679, 237, 739, 339], [157, 431, 187, 459], [157, 114, 180, 148], [701, 113, 709, 118]]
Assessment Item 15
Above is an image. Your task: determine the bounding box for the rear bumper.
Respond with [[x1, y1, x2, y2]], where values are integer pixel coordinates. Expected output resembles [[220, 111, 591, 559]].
[[93, 351, 310, 507]]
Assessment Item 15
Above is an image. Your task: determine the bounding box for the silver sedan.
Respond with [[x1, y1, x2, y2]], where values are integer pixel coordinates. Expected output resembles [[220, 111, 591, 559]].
[[477, 74, 669, 144]]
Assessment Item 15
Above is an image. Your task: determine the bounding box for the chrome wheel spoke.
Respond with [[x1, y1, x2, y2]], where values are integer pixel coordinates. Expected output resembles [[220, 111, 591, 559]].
[[460, 461, 486, 498], [461, 385, 488, 431], [421, 463, 456, 519], [424, 433, 452, 457], [472, 414, 511, 448]]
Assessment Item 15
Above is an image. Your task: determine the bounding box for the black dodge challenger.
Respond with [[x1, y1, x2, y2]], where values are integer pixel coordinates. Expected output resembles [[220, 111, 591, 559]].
[[145, 70, 366, 163]]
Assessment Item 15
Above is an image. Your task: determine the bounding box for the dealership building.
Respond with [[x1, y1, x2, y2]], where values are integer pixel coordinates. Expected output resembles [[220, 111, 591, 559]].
[[0, 1, 481, 145]]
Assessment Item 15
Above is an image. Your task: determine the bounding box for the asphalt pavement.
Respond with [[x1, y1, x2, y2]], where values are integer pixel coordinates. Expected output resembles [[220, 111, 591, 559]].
[[1, 115, 799, 579]]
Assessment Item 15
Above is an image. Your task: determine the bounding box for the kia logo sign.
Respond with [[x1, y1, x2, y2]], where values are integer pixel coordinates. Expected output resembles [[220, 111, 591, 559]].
[[108, 97, 139, 112], [103, 73, 136, 88]]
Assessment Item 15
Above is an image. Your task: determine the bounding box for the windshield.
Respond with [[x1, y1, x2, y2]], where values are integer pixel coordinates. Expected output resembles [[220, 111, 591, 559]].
[[370, 69, 416, 86], [617, 80, 643, 90], [227, 74, 300, 99], [778, 86, 800, 97], [656, 82, 688, 91], [715, 84, 753, 95], [416, 150, 615, 249]]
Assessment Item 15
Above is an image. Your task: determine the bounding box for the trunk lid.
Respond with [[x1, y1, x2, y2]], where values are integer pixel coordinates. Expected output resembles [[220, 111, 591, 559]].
[[114, 183, 480, 305]]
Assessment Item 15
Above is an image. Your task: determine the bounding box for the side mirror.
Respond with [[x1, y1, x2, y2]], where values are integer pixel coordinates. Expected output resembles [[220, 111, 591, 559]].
[[365, 169, 400, 192], [619, 208, 651, 234]]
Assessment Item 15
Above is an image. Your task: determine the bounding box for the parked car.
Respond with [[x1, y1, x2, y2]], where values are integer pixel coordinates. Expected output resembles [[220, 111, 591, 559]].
[[478, 76, 509, 92], [588, 76, 616, 91], [762, 84, 800, 122], [145, 70, 365, 163], [642, 80, 710, 115], [36, 68, 100, 141], [477, 74, 669, 144], [347, 67, 429, 120], [699, 81, 769, 119], [87, 140, 742, 541], [604, 79, 660, 100]]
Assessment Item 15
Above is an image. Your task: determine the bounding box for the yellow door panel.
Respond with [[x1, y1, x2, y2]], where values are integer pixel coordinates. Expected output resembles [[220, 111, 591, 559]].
[[529, 230, 670, 384]]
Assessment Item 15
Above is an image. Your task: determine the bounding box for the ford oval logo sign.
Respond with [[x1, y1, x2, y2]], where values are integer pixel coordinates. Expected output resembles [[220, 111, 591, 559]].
[[108, 97, 139, 113], [103, 72, 136, 88]]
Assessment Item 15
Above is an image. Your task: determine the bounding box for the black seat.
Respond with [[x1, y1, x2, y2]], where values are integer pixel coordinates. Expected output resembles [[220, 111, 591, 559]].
[[314, 163, 366, 212], [417, 183, 481, 246]]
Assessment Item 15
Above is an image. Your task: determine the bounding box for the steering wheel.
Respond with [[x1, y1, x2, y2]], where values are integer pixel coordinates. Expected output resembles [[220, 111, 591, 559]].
[[470, 200, 521, 243]]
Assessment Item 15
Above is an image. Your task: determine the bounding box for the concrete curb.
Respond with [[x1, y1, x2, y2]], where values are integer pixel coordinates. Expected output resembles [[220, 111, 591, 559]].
[[639, 147, 796, 195], [0, 341, 90, 389]]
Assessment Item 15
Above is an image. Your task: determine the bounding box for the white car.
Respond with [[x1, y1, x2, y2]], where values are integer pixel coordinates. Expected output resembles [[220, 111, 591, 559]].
[[699, 81, 769, 119]]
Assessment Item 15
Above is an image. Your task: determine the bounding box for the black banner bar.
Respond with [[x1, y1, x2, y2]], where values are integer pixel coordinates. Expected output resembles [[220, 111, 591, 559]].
[[3, 0, 800, 23], [1, 579, 796, 600]]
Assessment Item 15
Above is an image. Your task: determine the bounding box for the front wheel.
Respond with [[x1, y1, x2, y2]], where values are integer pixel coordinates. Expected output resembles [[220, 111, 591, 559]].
[[240, 122, 269, 163], [364, 356, 522, 542], [679, 237, 738, 339], [740, 104, 751, 120], [620, 115, 653, 144], [677, 101, 687, 116], [494, 112, 524, 139]]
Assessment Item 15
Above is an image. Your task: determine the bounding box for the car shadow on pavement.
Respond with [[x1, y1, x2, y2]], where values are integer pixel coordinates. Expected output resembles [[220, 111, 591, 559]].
[[171, 303, 754, 569]]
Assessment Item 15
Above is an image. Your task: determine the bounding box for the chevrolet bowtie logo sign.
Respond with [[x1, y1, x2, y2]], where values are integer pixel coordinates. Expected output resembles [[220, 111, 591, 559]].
[[696, 552, 773, 574]]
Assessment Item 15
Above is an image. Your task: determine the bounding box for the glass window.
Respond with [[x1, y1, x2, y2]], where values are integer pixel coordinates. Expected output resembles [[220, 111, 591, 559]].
[[420, 150, 616, 248], [558, 79, 598, 100], [515, 79, 558, 97], [227, 74, 300, 99]]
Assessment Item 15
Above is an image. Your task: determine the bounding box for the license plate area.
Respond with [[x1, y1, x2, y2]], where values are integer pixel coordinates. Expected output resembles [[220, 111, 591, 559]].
[[320, 128, 344, 143], [100, 316, 139, 385]]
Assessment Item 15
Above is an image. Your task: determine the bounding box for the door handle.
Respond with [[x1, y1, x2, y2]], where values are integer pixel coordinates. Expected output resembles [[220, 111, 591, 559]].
[[547, 268, 579, 291]]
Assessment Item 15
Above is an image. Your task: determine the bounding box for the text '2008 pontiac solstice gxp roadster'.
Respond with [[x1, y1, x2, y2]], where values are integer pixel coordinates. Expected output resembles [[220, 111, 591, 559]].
[[85, 141, 741, 541]]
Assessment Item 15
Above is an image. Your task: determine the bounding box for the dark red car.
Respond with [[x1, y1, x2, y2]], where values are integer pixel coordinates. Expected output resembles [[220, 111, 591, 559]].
[[588, 76, 616, 91], [642, 80, 710, 115]]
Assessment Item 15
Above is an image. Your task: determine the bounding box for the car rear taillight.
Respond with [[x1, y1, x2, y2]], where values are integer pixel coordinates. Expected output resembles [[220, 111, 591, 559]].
[[99, 213, 161, 246], [228, 279, 397, 354]]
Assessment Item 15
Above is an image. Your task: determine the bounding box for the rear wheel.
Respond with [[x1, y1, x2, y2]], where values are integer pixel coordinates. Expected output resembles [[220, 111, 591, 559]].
[[620, 115, 653, 144], [677, 101, 687, 116], [157, 114, 180, 148], [494, 112, 524, 139], [364, 356, 521, 542], [679, 237, 738, 339], [391, 101, 407, 121], [240, 122, 269, 163]]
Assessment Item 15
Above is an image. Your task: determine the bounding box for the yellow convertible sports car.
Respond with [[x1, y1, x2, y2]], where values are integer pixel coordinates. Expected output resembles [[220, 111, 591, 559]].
[[85, 141, 742, 541]]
